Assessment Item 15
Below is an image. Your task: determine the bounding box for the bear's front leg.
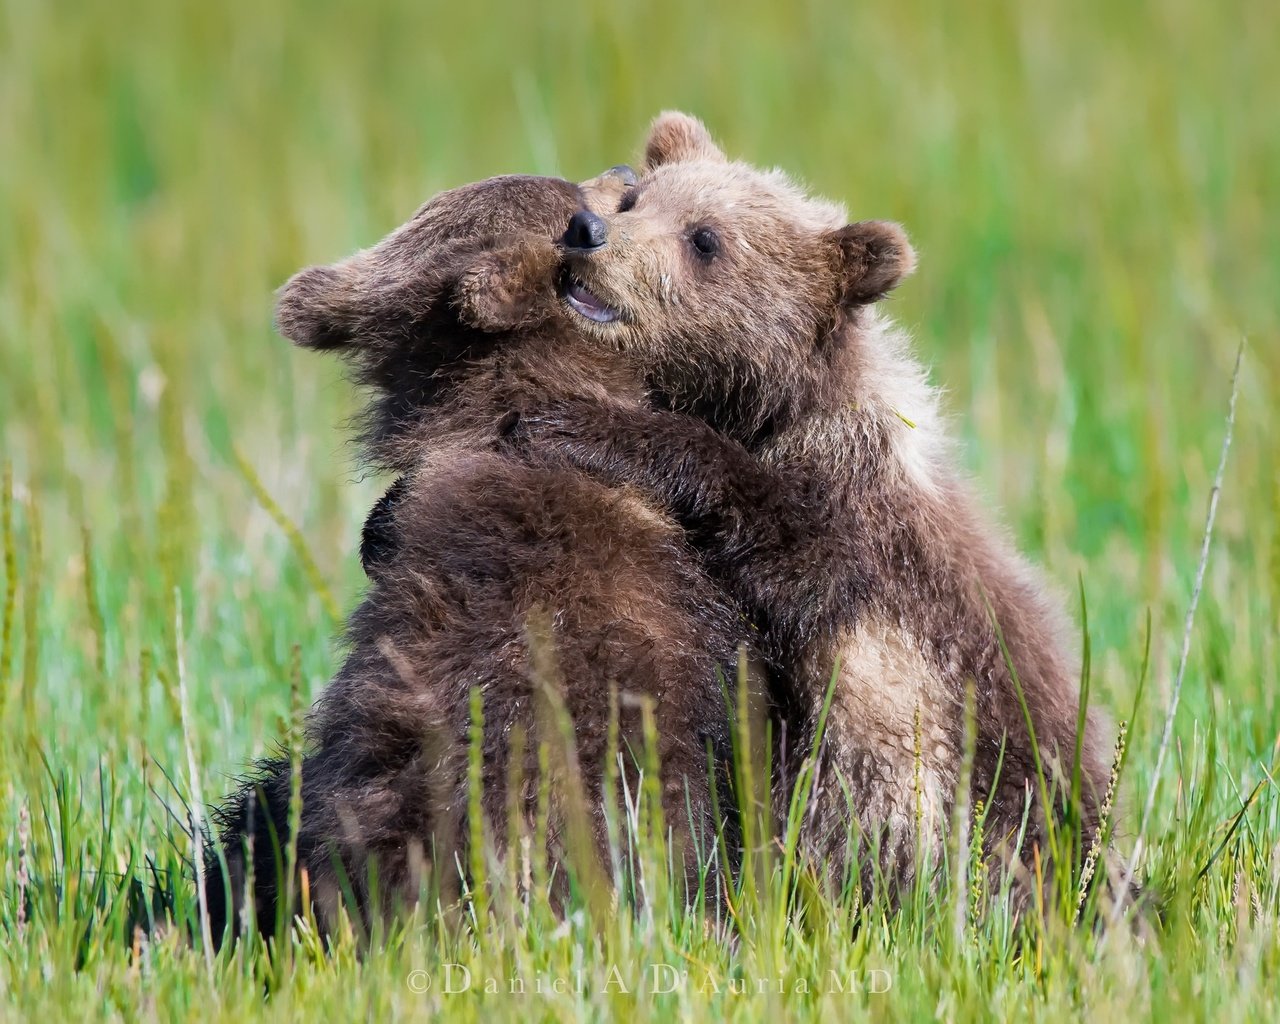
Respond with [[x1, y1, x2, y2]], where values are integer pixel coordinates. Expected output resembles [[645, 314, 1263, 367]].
[[513, 402, 864, 664]]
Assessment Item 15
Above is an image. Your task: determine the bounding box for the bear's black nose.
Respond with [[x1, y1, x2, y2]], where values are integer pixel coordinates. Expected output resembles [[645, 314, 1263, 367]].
[[564, 209, 609, 250]]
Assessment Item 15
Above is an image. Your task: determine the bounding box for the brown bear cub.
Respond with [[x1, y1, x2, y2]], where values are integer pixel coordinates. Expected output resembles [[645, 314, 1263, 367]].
[[513, 112, 1114, 904], [204, 170, 764, 944]]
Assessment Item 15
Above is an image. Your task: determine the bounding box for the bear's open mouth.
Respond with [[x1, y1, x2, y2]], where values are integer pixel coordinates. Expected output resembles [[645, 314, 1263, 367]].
[[561, 275, 622, 324]]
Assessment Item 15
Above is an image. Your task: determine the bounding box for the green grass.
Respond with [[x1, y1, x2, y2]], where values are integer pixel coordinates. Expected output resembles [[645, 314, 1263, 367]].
[[2, 0, 1278, 1018]]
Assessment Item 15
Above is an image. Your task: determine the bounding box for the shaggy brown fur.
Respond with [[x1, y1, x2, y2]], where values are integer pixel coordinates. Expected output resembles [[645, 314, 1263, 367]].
[[204, 170, 764, 945], [511, 113, 1114, 902]]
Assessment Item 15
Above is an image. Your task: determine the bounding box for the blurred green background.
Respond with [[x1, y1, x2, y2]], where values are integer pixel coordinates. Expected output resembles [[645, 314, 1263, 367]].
[[0, 0, 1277, 1009]]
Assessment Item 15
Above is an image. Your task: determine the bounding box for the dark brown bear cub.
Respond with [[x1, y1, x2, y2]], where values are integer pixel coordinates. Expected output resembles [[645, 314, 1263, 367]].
[[204, 171, 761, 945]]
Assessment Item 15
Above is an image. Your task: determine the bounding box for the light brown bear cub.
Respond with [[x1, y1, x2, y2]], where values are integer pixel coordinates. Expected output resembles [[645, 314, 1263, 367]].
[[521, 112, 1113, 903]]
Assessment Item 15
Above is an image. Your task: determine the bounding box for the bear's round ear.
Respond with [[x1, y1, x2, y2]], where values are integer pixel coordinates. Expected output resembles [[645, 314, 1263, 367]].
[[274, 261, 368, 350], [829, 220, 916, 307], [643, 111, 726, 170]]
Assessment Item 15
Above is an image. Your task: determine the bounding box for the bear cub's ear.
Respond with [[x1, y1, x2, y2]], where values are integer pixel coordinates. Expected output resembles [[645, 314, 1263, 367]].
[[830, 220, 916, 307], [275, 259, 370, 350], [643, 111, 727, 170]]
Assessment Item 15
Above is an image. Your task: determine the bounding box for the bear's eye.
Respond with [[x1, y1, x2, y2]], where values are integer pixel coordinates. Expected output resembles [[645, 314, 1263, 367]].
[[617, 189, 637, 213], [690, 227, 721, 259]]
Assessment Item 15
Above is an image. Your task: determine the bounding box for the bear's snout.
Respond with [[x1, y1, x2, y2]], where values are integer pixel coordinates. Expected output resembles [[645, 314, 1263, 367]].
[[564, 209, 609, 251]]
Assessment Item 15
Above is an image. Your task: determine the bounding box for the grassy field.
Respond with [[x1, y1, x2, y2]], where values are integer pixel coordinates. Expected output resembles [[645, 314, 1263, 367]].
[[1, 0, 1278, 1018]]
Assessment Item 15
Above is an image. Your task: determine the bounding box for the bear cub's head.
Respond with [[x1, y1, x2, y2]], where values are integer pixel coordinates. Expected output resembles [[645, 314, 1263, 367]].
[[273, 166, 638, 468], [557, 112, 916, 439]]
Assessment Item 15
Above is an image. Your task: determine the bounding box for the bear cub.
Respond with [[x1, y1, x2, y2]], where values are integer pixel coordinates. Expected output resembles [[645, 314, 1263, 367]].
[[514, 112, 1114, 905], [204, 169, 764, 944]]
